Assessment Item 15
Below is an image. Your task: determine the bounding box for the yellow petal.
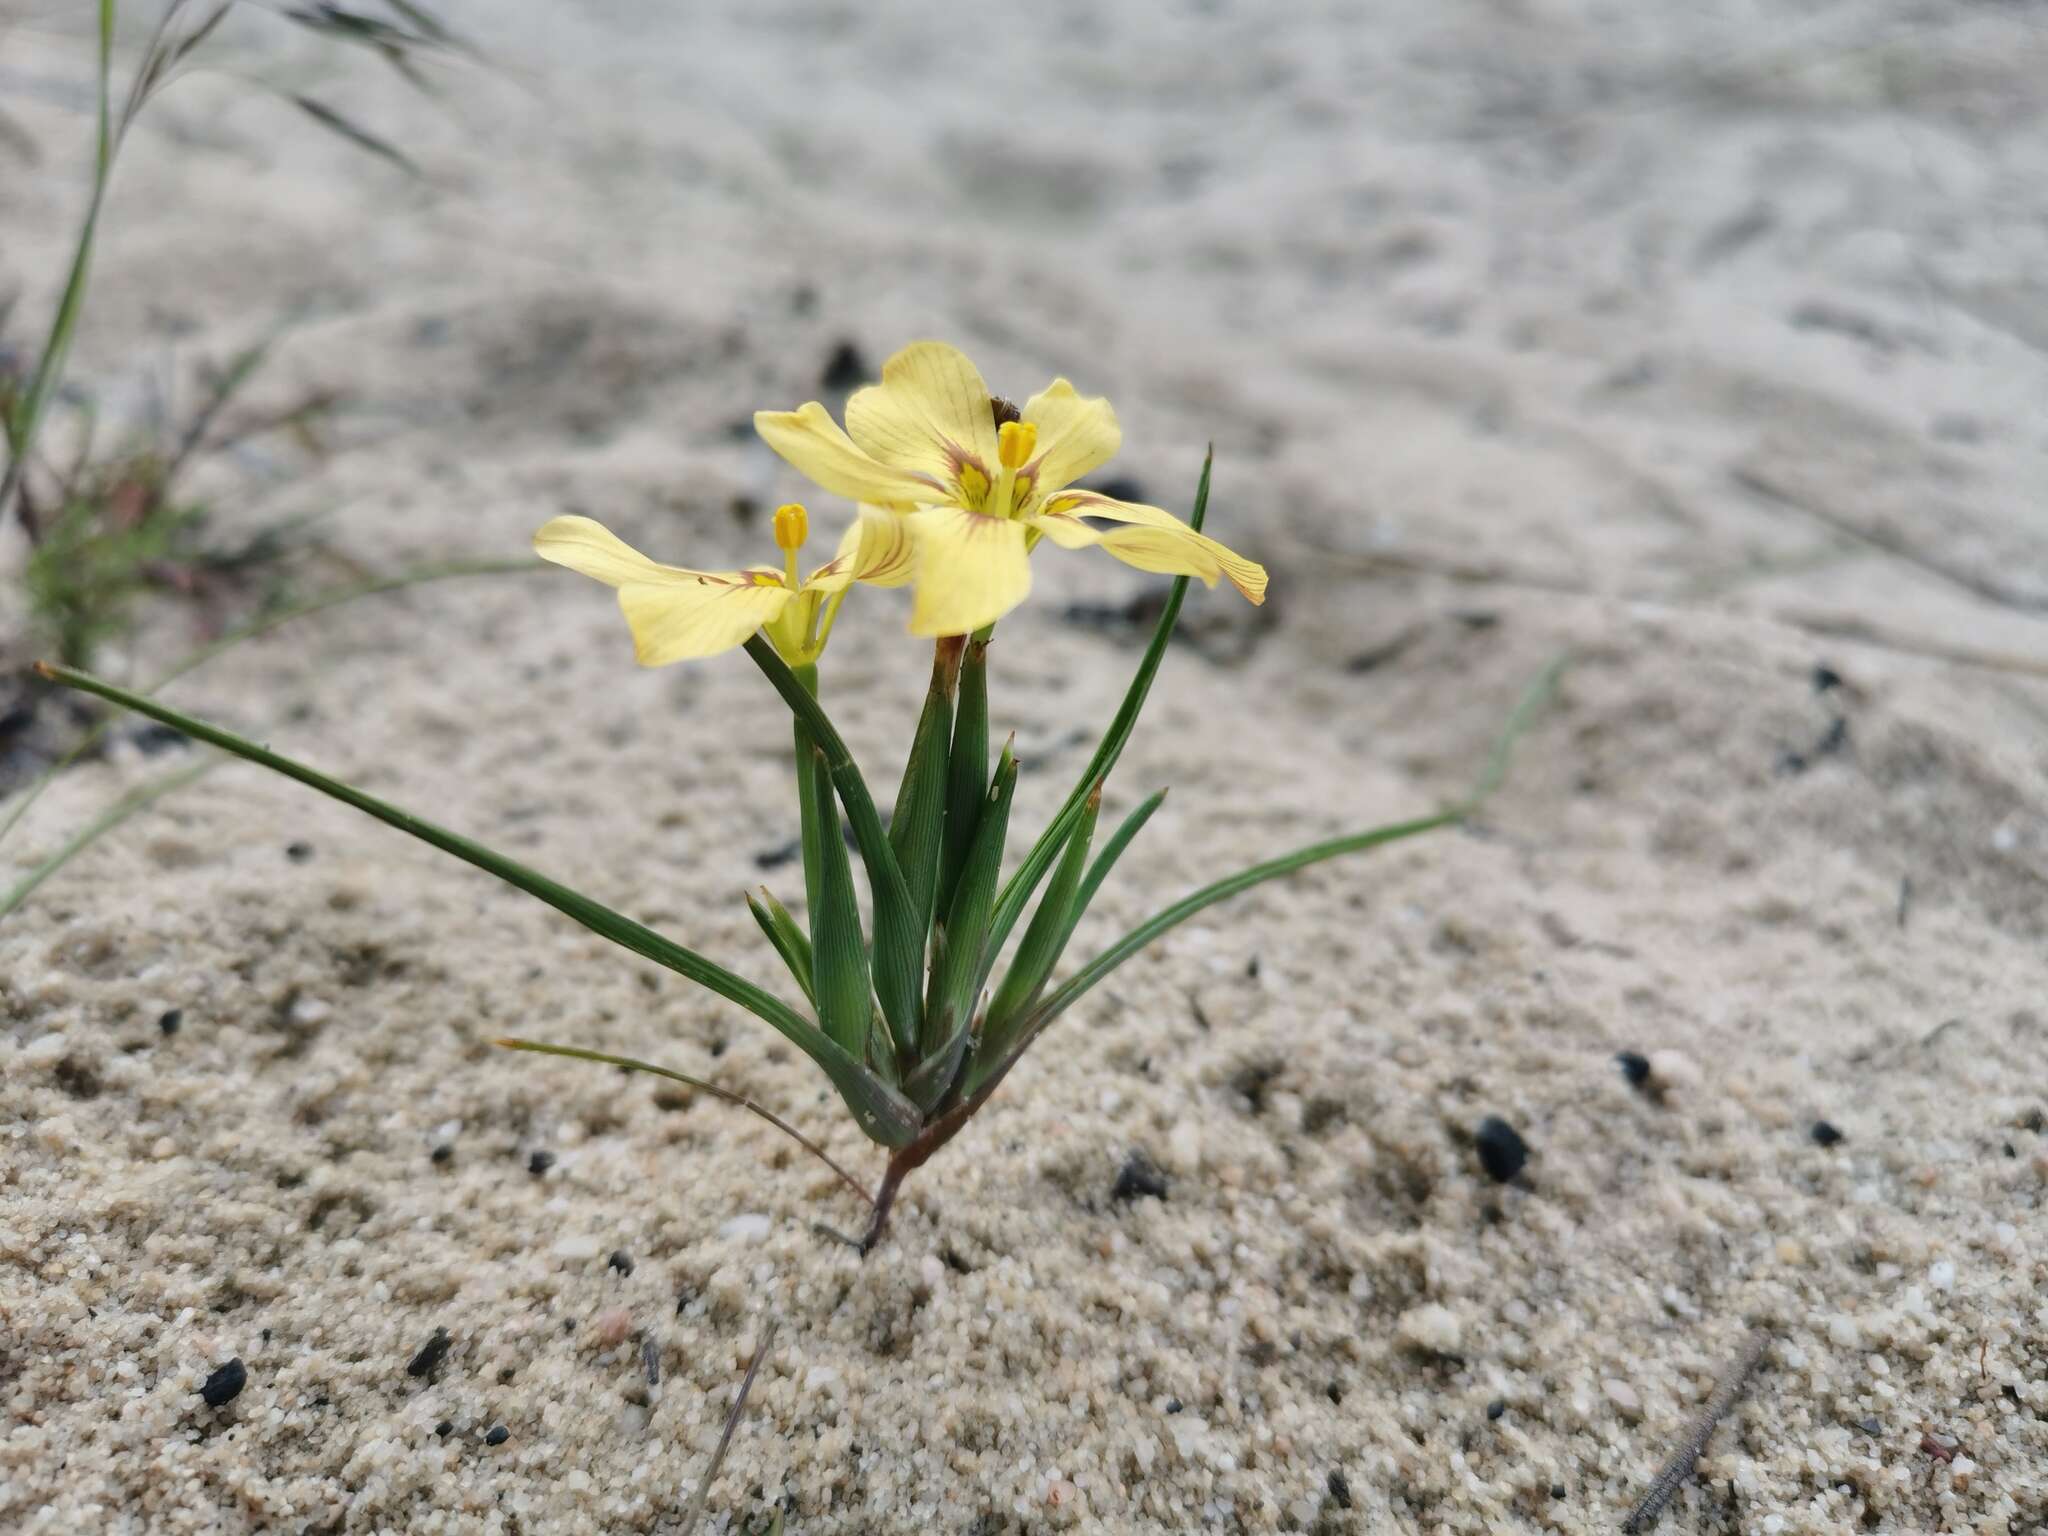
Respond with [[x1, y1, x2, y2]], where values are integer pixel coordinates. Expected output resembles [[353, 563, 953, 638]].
[[907, 506, 1032, 637], [1031, 492, 1268, 604], [534, 516, 793, 664], [1019, 377, 1121, 498], [804, 506, 916, 594], [754, 402, 943, 509], [844, 341, 1001, 498]]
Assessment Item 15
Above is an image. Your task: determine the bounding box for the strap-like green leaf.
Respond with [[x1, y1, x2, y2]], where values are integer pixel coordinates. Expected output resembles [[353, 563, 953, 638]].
[[889, 641, 958, 949], [985, 454, 1212, 955], [983, 784, 1098, 1040], [936, 633, 989, 920], [745, 887, 815, 1011], [909, 740, 1016, 1110], [39, 663, 923, 1148], [806, 746, 874, 1058], [744, 637, 921, 1060]]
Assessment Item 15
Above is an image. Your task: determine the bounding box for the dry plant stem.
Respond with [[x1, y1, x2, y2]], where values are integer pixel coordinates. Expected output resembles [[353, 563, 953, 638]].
[[677, 1321, 776, 1536], [1621, 1327, 1769, 1534]]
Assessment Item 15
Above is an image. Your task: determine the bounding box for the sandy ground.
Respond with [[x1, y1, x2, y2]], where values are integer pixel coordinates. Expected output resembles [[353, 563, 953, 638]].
[[3, 2, 2046, 1532]]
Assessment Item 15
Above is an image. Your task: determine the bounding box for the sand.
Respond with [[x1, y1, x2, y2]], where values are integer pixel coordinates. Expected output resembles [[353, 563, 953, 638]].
[[3, 3, 2046, 1532]]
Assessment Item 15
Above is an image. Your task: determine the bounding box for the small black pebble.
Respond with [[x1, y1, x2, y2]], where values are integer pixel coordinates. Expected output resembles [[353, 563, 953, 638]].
[[407, 1327, 452, 1378], [1859, 1416, 1883, 1435], [754, 838, 801, 870], [1245, 954, 1261, 979], [608, 1249, 634, 1276], [1550, 1483, 1567, 1500], [1164, 1397, 1183, 1414], [1111, 1150, 1169, 1203], [527, 1150, 556, 1176], [484, 1424, 510, 1447], [131, 721, 191, 755], [1326, 1470, 1352, 1510], [199, 1358, 246, 1407], [1325, 1382, 1343, 1405], [642, 1339, 661, 1387], [1811, 1120, 1845, 1147], [2005, 1142, 2017, 1159], [1813, 664, 1843, 693], [2023, 1107, 2045, 1134], [285, 841, 314, 863], [1614, 1051, 1650, 1088], [430, 1143, 453, 1165], [158, 1009, 183, 1036], [1486, 1398, 1506, 1421], [435, 1420, 454, 1438], [1474, 1116, 1530, 1183], [819, 339, 869, 392], [1776, 749, 1808, 777]]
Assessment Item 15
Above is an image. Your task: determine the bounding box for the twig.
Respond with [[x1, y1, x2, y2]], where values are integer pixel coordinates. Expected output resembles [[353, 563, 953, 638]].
[[678, 1322, 776, 1536], [1621, 1328, 1768, 1534]]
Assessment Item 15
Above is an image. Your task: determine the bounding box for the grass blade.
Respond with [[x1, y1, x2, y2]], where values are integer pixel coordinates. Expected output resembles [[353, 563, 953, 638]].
[[983, 783, 1098, 1039], [936, 633, 988, 919], [805, 745, 874, 1060], [743, 636, 920, 1059], [676, 1319, 777, 1536], [909, 741, 1016, 1110], [888, 639, 959, 945], [984, 452, 1213, 954], [744, 888, 814, 1011], [289, 94, 421, 176], [1, 559, 544, 852], [1070, 787, 1168, 934], [0, 756, 218, 919], [38, 663, 922, 1147], [493, 1040, 871, 1205]]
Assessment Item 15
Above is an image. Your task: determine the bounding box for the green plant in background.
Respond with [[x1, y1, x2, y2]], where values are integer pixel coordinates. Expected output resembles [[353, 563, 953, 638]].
[[41, 340, 1558, 1250], [2, 1, 462, 677]]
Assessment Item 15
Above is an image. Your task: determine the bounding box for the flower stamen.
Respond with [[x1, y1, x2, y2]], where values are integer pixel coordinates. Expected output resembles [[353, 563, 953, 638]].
[[774, 502, 809, 589]]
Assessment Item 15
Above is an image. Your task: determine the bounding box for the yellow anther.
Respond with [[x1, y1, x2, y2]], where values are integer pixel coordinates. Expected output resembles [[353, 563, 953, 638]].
[[997, 420, 1038, 472], [773, 502, 809, 552]]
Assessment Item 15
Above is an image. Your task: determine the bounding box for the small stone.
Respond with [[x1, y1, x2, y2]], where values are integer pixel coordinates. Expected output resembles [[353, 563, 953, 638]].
[[1827, 1315, 1861, 1349], [1603, 1378, 1643, 1420], [1473, 1117, 1529, 1183], [484, 1424, 510, 1447], [1811, 1120, 1845, 1147], [819, 339, 869, 392], [406, 1328, 452, 1378], [1614, 1051, 1651, 1088], [590, 1307, 633, 1348], [1928, 1259, 1956, 1291], [434, 1419, 454, 1438], [430, 1143, 453, 1165], [285, 841, 315, 863], [1397, 1303, 1463, 1356], [527, 1150, 556, 1176], [1812, 664, 1844, 693], [1859, 1416, 1882, 1435], [718, 1212, 772, 1242], [1486, 1398, 1506, 1421], [608, 1249, 634, 1276], [1550, 1484, 1567, 1500], [199, 1358, 247, 1407], [1326, 1470, 1352, 1510], [1111, 1150, 1169, 1203], [553, 1234, 602, 1261], [1164, 1397, 1183, 1415], [158, 1009, 183, 1036]]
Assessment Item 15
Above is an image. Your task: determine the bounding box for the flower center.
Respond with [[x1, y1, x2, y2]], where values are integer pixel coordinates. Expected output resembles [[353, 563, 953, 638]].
[[989, 420, 1038, 519], [773, 502, 808, 588]]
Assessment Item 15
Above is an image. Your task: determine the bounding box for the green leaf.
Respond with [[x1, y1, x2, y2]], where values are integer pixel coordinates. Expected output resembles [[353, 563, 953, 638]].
[[888, 640, 959, 945], [744, 887, 815, 1012], [984, 784, 1099, 1040], [806, 746, 874, 1059], [1069, 787, 1169, 937], [909, 740, 1017, 1110], [38, 663, 923, 1148], [937, 633, 989, 919], [984, 453, 1212, 958], [744, 636, 921, 1059], [494, 1038, 871, 1205]]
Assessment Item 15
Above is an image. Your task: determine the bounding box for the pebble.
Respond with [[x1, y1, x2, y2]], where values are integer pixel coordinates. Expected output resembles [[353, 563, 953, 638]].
[[1614, 1051, 1651, 1088], [1646, 1050, 1701, 1099], [608, 1249, 634, 1276], [1828, 1315, 1861, 1349], [1812, 1120, 1845, 1147], [718, 1212, 772, 1242], [527, 1150, 556, 1175], [1486, 1398, 1506, 1420], [1474, 1117, 1529, 1183], [590, 1307, 633, 1348], [1396, 1303, 1463, 1356], [199, 1358, 246, 1407], [285, 841, 315, 862], [484, 1424, 510, 1446], [1111, 1150, 1169, 1203], [1326, 1469, 1352, 1510], [406, 1328, 452, 1378], [157, 1009, 182, 1036], [1928, 1259, 1955, 1291], [1602, 1378, 1643, 1419], [552, 1234, 602, 1261]]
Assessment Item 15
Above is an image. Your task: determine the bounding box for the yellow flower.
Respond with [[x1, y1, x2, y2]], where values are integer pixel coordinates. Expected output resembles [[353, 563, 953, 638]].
[[533, 503, 912, 666], [754, 341, 1267, 637]]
